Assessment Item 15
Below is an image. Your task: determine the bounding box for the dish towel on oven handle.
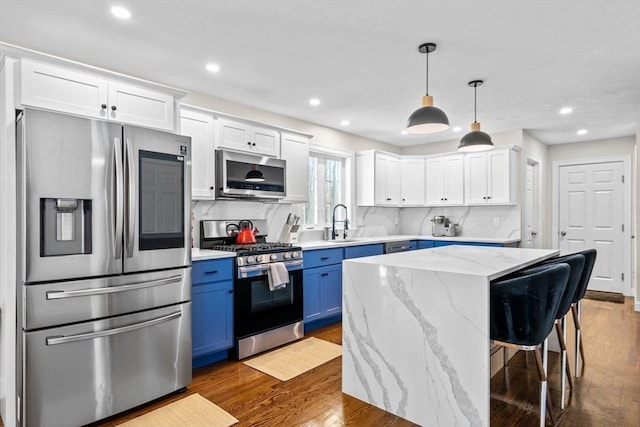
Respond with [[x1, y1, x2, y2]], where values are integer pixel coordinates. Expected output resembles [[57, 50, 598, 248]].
[[268, 262, 289, 291]]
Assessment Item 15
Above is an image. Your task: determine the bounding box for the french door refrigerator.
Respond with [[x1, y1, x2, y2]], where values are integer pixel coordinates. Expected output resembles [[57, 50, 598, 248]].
[[16, 108, 192, 427]]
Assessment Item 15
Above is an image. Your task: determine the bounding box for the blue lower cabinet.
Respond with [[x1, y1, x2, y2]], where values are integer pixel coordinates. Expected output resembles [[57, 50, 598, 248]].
[[191, 258, 234, 367], [303, 263, 342, 323], [433, 240, 504, 248], [409, 240, 418, 250], [344, 244, 384, 259], [192, 280, 234, 358], [417, 240, 435, 249]]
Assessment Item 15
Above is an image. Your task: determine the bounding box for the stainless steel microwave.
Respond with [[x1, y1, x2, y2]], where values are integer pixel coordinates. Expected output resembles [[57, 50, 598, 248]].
[[215, 149, 286, 199]]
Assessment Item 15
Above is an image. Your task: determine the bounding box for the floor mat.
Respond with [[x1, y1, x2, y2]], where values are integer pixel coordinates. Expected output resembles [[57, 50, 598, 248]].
[[243, 337, 342, 381], [117, 393, 238, 427]]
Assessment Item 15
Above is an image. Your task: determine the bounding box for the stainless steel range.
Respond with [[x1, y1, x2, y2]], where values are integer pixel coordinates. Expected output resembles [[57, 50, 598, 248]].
[[200, 220, 304, 359]]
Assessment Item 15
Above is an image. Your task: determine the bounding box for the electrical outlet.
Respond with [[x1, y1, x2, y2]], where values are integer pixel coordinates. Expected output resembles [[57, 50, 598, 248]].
[[493, 217, 500, 226]]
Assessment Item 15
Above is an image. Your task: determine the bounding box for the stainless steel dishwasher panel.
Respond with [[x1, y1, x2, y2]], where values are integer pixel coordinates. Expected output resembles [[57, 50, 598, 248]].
[[22, 302, 192, 427], [22, 268, 191, 330]]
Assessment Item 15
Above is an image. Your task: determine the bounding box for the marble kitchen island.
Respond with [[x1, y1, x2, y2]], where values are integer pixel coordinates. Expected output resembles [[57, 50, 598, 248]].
[[342, 245, 558, 426]]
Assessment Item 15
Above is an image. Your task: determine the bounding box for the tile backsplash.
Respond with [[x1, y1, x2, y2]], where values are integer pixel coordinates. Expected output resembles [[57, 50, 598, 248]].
[[192, 201, 520, 247]]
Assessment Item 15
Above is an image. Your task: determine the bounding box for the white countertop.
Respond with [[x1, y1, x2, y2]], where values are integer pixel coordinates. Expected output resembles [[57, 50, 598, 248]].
[[298, 234, 521, 250], [344, 245, 557, 281], [191, 248, 236, 262]]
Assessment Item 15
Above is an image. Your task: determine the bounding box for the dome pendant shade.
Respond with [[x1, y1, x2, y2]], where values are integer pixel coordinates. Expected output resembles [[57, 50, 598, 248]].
[[407, 96, 449, 134], [458, 80, 493, 152], [406, 43, 449, 134], [458, 123, 494, 152], [244, 166, 265, 182]]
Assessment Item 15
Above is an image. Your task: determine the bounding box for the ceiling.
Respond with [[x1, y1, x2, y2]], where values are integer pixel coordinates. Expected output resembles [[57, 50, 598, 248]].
[[1, 0, 639, 147]]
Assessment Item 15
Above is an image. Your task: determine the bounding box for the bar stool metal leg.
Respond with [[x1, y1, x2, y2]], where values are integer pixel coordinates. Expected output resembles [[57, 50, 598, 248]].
[[573, 301, 585, 377], [555, 316, 574, 410]]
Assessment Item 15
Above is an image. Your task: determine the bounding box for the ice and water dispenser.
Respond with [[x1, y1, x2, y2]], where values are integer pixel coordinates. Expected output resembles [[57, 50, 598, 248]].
[[40, 198, 92, 256]]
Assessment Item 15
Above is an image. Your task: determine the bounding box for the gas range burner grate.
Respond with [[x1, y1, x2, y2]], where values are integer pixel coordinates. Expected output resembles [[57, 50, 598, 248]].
[[209, 242, 298, 254]]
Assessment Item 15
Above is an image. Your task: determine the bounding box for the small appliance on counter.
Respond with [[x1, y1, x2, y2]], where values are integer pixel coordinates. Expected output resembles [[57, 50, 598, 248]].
[[431, 215, 458, 237]]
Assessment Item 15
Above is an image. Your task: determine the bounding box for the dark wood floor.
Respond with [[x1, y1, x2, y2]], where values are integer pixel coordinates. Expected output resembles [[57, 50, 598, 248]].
[[3, 298, 637, 426]]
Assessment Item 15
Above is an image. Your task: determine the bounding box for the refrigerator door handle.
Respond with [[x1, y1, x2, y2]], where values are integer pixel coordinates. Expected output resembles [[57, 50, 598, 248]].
[[114, 137, 124, 259], [45, 311, 182, 345], [46, 275, 183, 300], [125, 137, 136, 258]]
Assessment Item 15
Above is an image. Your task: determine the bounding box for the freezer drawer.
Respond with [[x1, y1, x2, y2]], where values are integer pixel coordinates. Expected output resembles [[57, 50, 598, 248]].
[[22, 303, 191, 427], [22, 268, 191, 330]]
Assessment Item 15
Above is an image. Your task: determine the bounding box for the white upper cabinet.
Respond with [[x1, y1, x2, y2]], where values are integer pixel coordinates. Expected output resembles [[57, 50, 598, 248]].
[[216, 117, 280, 157], [425, 154, 464, 205], [400, 157, 426, 206], [180, 107, 216, 200], [19, 59, 177, 131], [279, 132, 310, 203], [464, 147, 518, 204], [356, 151, 401, 206]]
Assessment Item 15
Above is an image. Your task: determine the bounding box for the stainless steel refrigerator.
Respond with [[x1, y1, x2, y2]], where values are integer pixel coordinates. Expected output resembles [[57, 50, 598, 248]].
[[16, 108, 192, 427]]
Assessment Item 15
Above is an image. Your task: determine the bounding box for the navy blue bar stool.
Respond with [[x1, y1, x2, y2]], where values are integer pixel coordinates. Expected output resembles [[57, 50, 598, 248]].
[[569, 249, 597, 377], [536, 253, 585, 409], [491, 263, 570, 427]]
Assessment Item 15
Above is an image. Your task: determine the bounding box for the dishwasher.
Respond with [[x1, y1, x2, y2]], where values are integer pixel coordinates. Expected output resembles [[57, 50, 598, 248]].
[[383, 240, 412, 254]]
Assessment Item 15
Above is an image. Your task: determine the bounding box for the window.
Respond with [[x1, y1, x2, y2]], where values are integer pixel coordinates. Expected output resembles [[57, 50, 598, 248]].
[[303, 147, 352, 226]]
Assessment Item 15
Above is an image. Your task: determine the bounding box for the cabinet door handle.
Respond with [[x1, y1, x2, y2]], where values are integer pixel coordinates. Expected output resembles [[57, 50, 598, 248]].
[[210, 186, 214, 190], [247, 142, 252, 145], [487, 196, 491, 199], [321, 272, 328, 277], [320, 256, 329, 260], [252, 142, 256, 146], [228, 289, 234, 294], [205, 270, 219, 275], [111, 105, 117, 111], [386, 198, 391, 201], [101, 103, 107, 109]]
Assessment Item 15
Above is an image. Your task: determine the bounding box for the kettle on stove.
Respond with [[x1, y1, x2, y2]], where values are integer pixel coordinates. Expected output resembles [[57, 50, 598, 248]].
[[236, 220, 258, 244]]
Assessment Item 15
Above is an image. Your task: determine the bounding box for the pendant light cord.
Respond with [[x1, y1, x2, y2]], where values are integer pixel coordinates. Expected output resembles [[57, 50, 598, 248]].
[[425, 49, 429, 96], [474, 83, 477, 123]]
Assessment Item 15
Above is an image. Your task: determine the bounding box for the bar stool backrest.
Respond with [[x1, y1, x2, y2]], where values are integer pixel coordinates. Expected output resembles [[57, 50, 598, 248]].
[[537, 254, 585, 319], [490, 264, 569, 347], [571, 249, 597, 303]]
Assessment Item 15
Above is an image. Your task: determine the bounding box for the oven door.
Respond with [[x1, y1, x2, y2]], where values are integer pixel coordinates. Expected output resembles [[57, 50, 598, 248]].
[[235, 268, 303, 339]]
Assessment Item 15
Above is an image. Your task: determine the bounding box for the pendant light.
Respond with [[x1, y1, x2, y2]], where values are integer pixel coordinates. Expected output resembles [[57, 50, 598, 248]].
[[244, 165, 265, 182], [458, 80, 494, 152], [406, 42, 449, 134]]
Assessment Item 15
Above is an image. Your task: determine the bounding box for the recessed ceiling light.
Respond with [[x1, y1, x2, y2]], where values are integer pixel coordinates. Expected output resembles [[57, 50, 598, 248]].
[[341, 120, 350, 126], [560, 107, 573, 115], [452, 126, 462, 132], [205, 63, 220, 73], [577, 129, 588, 135], [111, 6, 131, 20], [400, 130, 408, 135], [309, 98, 320, 106]]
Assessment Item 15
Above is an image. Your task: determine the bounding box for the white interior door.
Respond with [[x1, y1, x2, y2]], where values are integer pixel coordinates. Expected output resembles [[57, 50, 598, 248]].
[[524, 159, 540, 248], [558, 161, 625, 293]]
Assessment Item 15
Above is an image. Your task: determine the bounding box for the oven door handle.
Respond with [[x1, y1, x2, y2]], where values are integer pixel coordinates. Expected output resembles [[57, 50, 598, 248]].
[[238, 260, 303, 276], [46, 311, 182, 345], [46, 275, 183, 300]]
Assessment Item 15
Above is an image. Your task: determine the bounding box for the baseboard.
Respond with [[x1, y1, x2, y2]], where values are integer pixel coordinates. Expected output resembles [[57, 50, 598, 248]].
[[635, 299, 640, 312]]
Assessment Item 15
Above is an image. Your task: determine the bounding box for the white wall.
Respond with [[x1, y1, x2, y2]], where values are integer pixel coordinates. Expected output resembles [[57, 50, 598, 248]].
[[0, 55, 18, 427]]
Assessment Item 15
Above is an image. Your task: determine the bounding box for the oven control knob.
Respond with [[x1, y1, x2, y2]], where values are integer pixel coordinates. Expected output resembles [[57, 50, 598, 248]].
[[292, 251, 300, 258], [283, 252, 291, 259], [256, 255, 264, 263], [270, 254, 278, 261], [246, 256, 255, 264]]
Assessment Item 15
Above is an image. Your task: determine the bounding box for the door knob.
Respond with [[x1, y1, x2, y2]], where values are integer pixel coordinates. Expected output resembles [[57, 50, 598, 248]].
[[531, 231, 537, 237], [560, 231, 567, 236]]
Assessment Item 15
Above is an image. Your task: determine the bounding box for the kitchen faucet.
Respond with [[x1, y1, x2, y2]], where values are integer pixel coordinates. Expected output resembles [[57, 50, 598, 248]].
[[332, 203, 349, 240]]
